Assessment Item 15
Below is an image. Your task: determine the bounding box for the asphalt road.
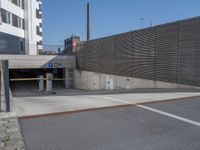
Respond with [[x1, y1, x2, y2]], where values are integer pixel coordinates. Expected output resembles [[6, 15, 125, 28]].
[[20, 96, 200, 150]]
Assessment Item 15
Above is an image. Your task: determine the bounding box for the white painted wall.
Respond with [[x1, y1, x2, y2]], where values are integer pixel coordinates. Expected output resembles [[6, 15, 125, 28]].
[[74, 70, 200, 90], [0, 22, 24, 38], [24, 0, 42, 55]]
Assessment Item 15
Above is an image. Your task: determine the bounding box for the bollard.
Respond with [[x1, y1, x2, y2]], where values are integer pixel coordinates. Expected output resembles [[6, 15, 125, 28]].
[[38, 75, 44, 91], [46, 73, 53, 93]]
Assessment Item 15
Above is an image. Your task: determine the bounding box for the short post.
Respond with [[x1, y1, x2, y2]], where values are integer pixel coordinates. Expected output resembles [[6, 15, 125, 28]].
[[38, 75, 44, 91], [46, 73, 53, 93]]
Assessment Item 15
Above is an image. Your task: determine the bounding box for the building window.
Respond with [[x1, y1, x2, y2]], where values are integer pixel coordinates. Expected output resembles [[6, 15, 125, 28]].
[[39, 4, 42, 12], [9, 0, 24, 9], [6, 12, 12, 25], [1, 8, 24, 29], [36, 9, 42, 19], [12, 14, 18, 27], [1, 9, 7, 23], [20, 41, 24, 52], [17, 17, 24, 29], [36, 26, 42, 36]]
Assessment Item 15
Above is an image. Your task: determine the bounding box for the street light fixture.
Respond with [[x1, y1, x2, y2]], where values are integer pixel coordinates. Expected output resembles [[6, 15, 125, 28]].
[[140, 18, 144, 29]]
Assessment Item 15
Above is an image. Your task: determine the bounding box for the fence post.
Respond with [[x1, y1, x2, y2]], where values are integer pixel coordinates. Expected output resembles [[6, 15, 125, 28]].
[[2, 60, 10, 112], [0, 62, 1, 112]]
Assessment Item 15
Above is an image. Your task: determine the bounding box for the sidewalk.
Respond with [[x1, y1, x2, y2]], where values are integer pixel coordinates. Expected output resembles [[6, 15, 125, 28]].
[[0, 80, 25, 150], [0, 113, 25, 150], [13, 89, 200, 117]]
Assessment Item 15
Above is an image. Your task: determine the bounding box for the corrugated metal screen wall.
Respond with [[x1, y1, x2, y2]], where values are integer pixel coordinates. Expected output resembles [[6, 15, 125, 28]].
[[77, 17, 200, 87]]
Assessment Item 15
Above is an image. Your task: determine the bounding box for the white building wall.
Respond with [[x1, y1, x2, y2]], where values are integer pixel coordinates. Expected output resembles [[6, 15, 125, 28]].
[[0, 0, 42, 55], [24, 0, 42, 55], [0, 21, 24, 38]]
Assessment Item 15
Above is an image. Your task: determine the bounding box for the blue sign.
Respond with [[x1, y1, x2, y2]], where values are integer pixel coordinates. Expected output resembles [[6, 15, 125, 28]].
[[48, 63, 53, 68]]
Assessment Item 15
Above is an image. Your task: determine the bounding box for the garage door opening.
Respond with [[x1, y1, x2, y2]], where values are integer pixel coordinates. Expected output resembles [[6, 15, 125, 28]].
[[9, 68, 72, 96]]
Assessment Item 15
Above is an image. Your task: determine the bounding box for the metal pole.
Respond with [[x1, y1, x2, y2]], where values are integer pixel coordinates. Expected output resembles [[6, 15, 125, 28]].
[[0, 62, 1, 112], [38, 75, 44, 91], [87, 0, 91, 41], [140, 18, 144, 29], [46, 73, 53, 93], [2, 60, 10, 112], [0, 0, 2, 25]]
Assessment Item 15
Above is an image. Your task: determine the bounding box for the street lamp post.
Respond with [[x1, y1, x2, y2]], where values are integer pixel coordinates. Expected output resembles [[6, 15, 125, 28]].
[[140, 18, 144, 29], [0, 0, 2, 25]]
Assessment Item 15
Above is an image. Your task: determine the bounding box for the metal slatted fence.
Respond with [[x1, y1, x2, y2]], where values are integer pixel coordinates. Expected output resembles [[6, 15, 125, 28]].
[[77, 17, 200, 87]]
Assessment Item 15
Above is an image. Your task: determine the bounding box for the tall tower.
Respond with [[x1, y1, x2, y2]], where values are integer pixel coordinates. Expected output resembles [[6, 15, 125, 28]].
[[0, 0, 2, 25], [87, 0, 91, 41]]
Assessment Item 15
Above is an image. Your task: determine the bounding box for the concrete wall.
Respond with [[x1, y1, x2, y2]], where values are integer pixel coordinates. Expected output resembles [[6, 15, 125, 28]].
[[74, 70, 200, 90], [0, 55, 76, 69]]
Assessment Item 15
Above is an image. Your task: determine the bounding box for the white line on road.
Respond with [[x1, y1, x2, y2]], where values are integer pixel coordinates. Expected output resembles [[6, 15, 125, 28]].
[[89, 96, 131, 104], [137, 105, 200, 127], [89, 95, 200, 127]]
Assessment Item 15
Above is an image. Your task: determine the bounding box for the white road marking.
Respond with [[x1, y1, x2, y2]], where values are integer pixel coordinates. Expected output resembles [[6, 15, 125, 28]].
[[89, 96, 131, 104], [89, 95, 200, 127], [137, 105, 200, 127]]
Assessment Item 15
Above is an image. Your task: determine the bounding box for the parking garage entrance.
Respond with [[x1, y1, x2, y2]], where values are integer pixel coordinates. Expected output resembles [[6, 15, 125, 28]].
[[9, 68, 73, 95]]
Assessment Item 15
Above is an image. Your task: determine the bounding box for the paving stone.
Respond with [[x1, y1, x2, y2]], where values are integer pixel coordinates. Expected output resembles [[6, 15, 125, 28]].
[[4, 144, 23, 150], [0, 141, 5, 148], [0, 126, 6, 131], [9, 131, 21, 139], [0, 121, 8, 125], [0, 130, 6, 141], [6, 128, 19, 134], [5, 137, 22, 147], [7, 122, 18, 128]]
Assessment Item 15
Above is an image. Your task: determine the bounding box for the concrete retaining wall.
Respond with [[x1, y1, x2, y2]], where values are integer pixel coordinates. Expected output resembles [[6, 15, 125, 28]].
[[74, 70, 200, 90]]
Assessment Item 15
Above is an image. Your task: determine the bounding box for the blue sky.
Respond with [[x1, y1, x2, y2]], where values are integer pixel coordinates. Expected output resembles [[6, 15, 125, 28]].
[[42, 0, 200, 45]]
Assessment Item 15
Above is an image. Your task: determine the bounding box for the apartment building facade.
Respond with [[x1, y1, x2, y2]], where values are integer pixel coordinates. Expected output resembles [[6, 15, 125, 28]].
[[0, 0, 42, 55]]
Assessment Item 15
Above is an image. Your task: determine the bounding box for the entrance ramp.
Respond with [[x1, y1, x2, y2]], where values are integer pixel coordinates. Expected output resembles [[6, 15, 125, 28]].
[[11, 88, 200, 117]]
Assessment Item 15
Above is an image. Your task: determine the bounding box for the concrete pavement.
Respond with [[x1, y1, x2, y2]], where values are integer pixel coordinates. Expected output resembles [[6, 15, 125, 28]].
[[19, 96, 200, 150], [12, 89, 200, 117]]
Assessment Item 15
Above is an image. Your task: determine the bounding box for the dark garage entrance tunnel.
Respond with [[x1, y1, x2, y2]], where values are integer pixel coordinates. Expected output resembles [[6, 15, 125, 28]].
[[9, 68, 66, 95]]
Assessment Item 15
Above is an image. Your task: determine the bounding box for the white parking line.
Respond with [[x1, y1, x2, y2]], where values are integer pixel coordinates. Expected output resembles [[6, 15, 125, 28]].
[[89, 95, 200, 127]]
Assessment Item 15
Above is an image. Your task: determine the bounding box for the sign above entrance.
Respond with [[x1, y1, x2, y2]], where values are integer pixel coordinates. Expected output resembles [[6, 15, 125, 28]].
[[48, 63, 53, 68], [48, 63, 63, 68]]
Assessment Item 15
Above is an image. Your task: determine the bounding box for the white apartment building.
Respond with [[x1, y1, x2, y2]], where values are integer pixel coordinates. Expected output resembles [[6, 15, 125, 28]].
[[0, 0, 42, 55]]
